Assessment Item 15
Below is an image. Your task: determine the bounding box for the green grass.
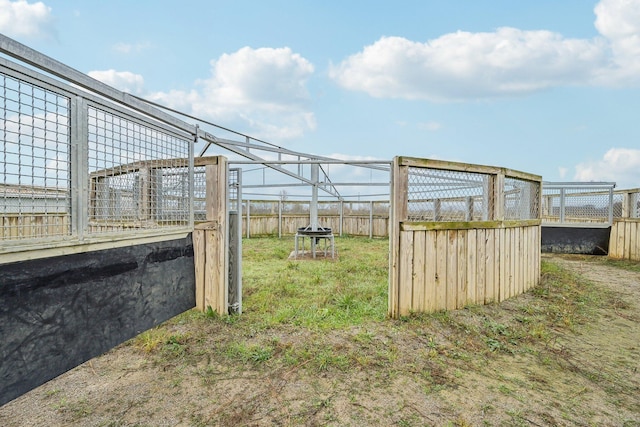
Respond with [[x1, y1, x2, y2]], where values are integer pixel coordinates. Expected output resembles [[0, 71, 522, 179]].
[[120, 236, 638, 426], [135, 237, 612, 373], [240, 236, 389, 330]]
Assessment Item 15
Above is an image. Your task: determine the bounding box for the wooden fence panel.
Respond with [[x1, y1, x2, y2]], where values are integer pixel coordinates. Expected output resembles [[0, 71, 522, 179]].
[[236, 210, 390, 238], [1, 214, 69, 240], [609, 219, 640, 261], [395, 223, 541, 316]]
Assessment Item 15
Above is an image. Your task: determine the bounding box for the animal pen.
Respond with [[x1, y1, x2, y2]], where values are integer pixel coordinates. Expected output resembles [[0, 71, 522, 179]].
[[0, 33, 600, 407]]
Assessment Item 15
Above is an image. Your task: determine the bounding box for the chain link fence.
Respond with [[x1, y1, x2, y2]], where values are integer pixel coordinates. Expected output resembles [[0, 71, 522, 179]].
[[406, 166, 539, 222], [613, 188, 640, 219], [541, 183, 615, 225], [407, 167, 490, 221], [504, 176, 540, 221]]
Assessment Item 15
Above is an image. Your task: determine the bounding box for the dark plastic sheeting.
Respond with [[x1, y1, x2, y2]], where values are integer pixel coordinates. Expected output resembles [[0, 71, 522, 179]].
[[0, 235, 195, 406], [541, 226, 610, 255]]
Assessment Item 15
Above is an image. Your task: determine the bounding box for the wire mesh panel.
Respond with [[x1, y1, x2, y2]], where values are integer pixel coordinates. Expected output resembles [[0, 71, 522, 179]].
[[407, 167, 490, 221], [613, 189, 640, 219], [228, 168, 241, 212], [88, 106, 190, 233], [541, 187, 561, 222], [1, 72, 71, 241], [542, 183, 614, 225], [193, 166, 207, 221], [504, 176, 540, 220]]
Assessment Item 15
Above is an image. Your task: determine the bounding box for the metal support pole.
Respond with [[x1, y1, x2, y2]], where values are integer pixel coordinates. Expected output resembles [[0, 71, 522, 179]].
[[339, 200, 344, 236], [278, 199, 282, 238], [310, 163, 319, 231], [246, 200, 250, 238], [70, 95, 88, 241], [559, 188, 566, 224]]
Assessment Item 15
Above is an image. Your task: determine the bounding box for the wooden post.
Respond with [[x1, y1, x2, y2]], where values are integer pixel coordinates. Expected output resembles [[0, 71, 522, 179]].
[[433, 199, 441, 221], [193, 156, 228, 315], [492, 173, 505, 221], [389, 157, 409, 318], [465, 196, 473, 221]]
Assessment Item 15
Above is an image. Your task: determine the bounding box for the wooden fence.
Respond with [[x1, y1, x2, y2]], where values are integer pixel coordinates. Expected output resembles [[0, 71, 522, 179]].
[[609, 189, 640, 261], [609, 219, 640, 261], [389, 156, 542, 318], [240, 200, 389, 238]]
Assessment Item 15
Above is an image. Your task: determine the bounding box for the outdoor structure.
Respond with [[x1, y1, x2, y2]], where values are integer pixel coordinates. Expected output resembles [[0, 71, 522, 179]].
[[609, 188, 640, 261], [540, 182, 615, 255], [0, 34, 385, 406], [389, 157, 542, 318], [1, 33, 557, 406], [0, 35, 226, 406]]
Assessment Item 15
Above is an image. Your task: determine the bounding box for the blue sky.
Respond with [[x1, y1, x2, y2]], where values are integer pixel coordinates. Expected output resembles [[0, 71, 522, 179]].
[[1, 0, 640, 189]]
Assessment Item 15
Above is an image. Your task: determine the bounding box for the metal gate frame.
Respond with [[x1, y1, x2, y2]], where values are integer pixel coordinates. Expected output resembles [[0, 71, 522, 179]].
[[228, 167, 242, 314]]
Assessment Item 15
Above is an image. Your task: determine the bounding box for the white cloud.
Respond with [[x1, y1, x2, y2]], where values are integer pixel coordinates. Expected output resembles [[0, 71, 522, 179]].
[[418, 121, 442, 131], [147, 46, 316, 140], [330, 0, 640, 101], [87, 69, 145, 95], [594, 0, 640, 83], [0, 0, 55, 39], [574, 147, 640, 188], [112, 41, 152, 54]]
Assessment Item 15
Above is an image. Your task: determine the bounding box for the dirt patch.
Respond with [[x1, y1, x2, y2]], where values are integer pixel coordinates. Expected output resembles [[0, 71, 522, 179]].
[[1, 254, 639, 426]]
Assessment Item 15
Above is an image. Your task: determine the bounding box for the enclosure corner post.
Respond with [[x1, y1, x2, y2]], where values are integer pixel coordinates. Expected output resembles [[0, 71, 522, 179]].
[[197, 156, 229, 315], [389, 157, 409, 318]]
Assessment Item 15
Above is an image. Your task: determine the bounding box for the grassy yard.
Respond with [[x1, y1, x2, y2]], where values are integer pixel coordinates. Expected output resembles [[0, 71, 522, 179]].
[[123, 237, 639, 425]]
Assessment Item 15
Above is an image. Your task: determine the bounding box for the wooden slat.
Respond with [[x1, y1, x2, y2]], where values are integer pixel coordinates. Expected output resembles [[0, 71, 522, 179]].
[[522, 227, 533, 292], [498, 228, 507, 301], [457, 230, 467, 309], [485, 228, 495, 303], [467, 229, 477, 305], [509, 227, 516, 299], [424, 230, 437, 312], [193, 226, 206, 311], [617, 221, 626, 259], [631, 222, 638, 260], [435, 229, 448, 310], [625, 221, 632, 260], [412, 231, 426, 313], [398, 231, 415, 316], [626, 221, 638, 260], [609, 222, 619, 258], [476, 228, 486, 305], [446, 230, 458, 310], [517, 226, 523, 295]]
